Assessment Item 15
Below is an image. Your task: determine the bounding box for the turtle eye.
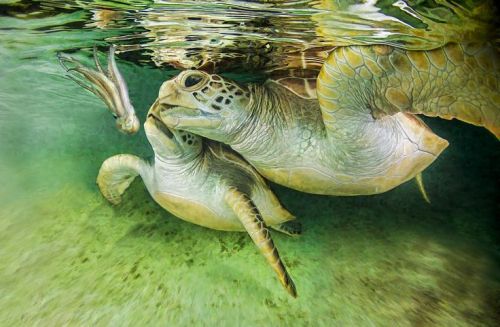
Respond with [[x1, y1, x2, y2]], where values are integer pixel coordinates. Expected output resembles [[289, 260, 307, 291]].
[[180, 71, 208, 90], [184, 75, 202, 88]]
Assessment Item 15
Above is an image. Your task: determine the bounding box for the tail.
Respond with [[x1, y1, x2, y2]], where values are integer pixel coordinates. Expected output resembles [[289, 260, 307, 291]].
[[97, 154, 149, 205], [415, 173, 431, 204]]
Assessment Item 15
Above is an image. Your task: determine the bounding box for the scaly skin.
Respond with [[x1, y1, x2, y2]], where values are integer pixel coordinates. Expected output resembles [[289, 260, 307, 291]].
[[318, 43, 499, 137], [158, 43, 499, 195], [97, 112, 299, 297], [64, 49, 300, 297], [158, 70, 447, 195], [225, 188, 297, 297], [225, 82, 447, 195], [97, 113, 296, 232]]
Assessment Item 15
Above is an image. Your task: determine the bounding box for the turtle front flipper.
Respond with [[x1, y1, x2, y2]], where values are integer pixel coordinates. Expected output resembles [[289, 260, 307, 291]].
[[58, 46, 139, 134], [318, 43, 499, 137], [97, 154, 150, 205], [224, 187, 297, 298]]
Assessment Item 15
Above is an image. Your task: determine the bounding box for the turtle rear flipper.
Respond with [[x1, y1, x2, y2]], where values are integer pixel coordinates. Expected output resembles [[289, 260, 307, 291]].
[[224, 187, 297, 298], [271, 220, 302, 237], [97, 154, 150, 205]]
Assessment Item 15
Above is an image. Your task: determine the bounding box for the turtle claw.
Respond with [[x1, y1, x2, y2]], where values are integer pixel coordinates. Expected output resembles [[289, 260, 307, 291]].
[[58, 46, 139, 134]]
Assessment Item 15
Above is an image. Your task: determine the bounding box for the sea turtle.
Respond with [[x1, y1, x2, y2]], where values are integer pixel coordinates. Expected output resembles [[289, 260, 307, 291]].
[[155, 42, 499, 196], [58, 49, 300, 298]]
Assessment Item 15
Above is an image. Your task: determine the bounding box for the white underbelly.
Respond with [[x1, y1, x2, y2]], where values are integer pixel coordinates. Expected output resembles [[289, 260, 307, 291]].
[[152, 192, 245, 231]]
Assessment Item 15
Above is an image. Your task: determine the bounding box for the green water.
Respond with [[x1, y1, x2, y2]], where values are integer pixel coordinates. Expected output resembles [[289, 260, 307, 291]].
[[0, 1, 499, 326]]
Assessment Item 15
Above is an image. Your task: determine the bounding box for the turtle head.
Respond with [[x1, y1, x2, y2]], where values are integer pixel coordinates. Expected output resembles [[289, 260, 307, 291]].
[[155, 70, 251, 143], [145, 100, 202, 160]]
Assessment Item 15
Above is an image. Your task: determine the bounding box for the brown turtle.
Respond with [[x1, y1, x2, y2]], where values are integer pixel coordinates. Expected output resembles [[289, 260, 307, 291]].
[[155, 42, 499, 195]]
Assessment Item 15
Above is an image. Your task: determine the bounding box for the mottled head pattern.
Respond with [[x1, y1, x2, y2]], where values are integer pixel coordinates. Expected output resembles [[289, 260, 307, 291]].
[[155, 70, 254, 143], [179, 70, 251, 113]]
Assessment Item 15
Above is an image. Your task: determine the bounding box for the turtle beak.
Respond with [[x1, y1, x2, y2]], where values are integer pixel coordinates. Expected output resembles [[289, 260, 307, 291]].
[[147, 99, 174, 139], [148, 97, 177, 116], [148, 98, 161, 117]]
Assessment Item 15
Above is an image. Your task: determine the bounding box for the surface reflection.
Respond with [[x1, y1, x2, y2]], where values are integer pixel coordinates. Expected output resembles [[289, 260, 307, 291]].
[[4, 0, 496, 71]]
